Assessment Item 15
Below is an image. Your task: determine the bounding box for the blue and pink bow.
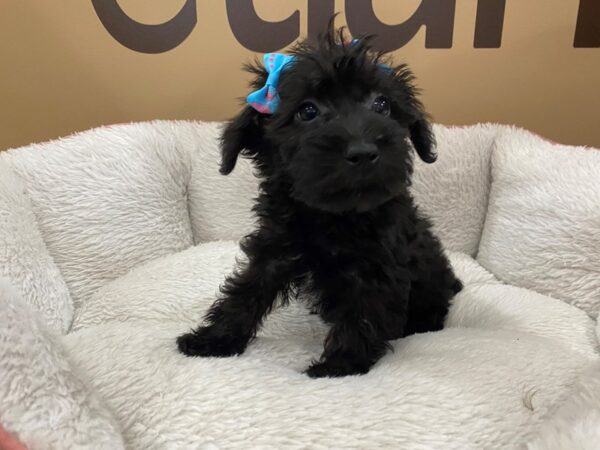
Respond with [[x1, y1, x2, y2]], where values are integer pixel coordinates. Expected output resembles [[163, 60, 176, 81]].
[[246, 53, 297, 114]]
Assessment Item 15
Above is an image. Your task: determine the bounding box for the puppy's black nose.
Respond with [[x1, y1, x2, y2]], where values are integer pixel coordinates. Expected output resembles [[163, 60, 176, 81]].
[[344, 142, 379, 165]]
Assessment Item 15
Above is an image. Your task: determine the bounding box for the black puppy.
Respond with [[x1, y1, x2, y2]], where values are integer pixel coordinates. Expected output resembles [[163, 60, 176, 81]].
[[178, 27, 462, 378]]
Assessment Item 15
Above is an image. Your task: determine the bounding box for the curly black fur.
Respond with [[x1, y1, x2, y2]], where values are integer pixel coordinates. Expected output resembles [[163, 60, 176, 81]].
[[177, 25, 462, 378]]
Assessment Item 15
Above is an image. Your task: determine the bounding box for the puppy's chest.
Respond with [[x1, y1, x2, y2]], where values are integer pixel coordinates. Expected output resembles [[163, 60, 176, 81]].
[[294, 219, 408, 268]]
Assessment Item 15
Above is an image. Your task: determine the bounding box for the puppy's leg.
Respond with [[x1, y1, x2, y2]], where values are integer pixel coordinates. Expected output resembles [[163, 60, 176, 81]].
[[305, 317, 390, 378], [405, 228, 462, 336], [305, 280, 408, 377], [178, 238, 297, 357]]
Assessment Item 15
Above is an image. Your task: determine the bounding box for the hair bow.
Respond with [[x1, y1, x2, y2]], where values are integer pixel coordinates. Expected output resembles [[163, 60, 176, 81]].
[[246, 53, 297, 114]]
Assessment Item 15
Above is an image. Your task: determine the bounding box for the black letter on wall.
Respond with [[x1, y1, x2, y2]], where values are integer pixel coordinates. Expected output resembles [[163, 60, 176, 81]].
[[91, 0, 197, 53], [474, 0, 506, 48], [574, 0, 600, 47], [345, 0, 456, 51], [307, 0, 336, 43], [226, 0, 299, 52]]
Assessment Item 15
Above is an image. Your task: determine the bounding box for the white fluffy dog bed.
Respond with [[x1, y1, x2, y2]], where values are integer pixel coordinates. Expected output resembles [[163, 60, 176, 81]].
[[0, 121, 599, 449]]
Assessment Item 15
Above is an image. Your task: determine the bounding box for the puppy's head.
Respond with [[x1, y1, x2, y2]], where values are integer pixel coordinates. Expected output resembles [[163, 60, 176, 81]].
[[221, 26, 436, 213]]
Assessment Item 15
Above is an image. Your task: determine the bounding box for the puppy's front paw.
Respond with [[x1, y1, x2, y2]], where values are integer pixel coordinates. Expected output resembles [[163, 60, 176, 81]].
[[305, 358, 371, 378], [177, 326, 249, 357]]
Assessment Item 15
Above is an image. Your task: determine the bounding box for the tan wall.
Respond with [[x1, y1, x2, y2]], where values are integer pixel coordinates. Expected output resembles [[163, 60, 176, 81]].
[[1, 0, 599, 150]]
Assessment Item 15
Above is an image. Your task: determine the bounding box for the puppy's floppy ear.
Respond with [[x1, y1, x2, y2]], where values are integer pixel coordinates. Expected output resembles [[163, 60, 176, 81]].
[[387, 63, 437, 163], [409, 117, 437, 163], [220, 106, 263, 175]]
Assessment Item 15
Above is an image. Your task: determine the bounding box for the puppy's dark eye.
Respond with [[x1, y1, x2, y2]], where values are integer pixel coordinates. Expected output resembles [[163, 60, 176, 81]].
[[297, 102, 320, 122], [372, 96, 391, 116]]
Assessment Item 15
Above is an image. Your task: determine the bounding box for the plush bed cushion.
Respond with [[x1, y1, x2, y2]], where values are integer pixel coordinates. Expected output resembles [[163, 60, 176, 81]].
[[66, 242, 598, 449], [0, 278, 124, 450], [477, 127, 600, 317], [64, 320, 596, 450], [0, 160, 73, 334], [72, 241, 240, 332], [1, 122, 196, 308], [411, 124, 499, 256], [186, 122, 259, 244]]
